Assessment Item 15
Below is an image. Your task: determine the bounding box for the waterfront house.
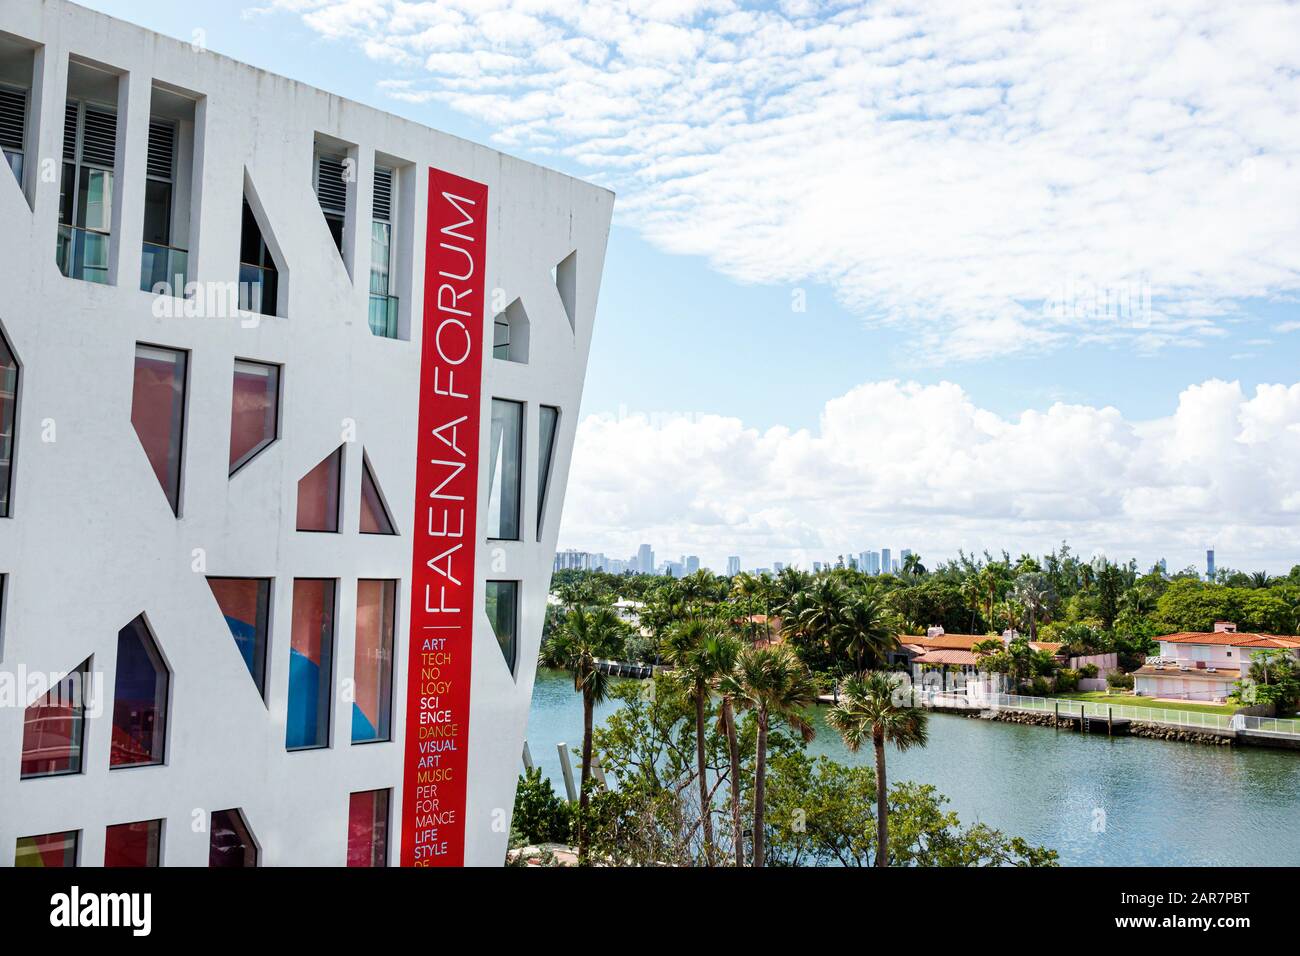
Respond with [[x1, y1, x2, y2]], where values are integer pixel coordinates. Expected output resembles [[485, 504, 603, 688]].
[[897, 627, 1063, 688], [1132, 622, 1300, 703]]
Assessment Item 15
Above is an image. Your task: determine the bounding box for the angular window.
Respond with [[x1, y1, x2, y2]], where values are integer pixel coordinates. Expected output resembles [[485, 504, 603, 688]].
[[229, 360, 279, 474], [57, 62, 121, 284], [15, 831, 78, 867], [313, 137, 350, 262], [105, 819, 162, 867], [492, 299, 529, 363], [359, 454, 395, 535], [555, 250, 577, 332], [368, 164, 398, 338], [352, 580, 395, 744], [207, 577, 271, 699], [209, 809, 257, 867], [287, 579, 335, 750], [297, 446, 342, 533], [0, 325, 18, 517], [131, 344, 187, 515], [111, 616, 169, 768], [537, 405, 559, 539], [487, 399, 523, 540], [0, 35, 35, 200], [20, 659, 90, 779], [486, 581, 519, 675], [347, 789, 390, 867], [239, 188, 281, 317]]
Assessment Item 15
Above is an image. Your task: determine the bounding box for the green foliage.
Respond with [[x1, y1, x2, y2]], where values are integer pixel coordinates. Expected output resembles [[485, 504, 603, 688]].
[[511, 767, 573, 846], [763, 752, 1058, 867], [1107, 671, 1135, 689], [1055, 668, 1080, 693], [1231, 649, 1300, 713]]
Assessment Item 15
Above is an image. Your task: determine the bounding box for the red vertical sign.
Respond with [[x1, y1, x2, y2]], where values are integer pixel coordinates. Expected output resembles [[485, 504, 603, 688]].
[[400, 168, 489, 866]]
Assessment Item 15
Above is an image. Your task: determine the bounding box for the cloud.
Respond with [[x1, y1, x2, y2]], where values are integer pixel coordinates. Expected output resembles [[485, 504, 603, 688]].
[[266, 0, 1300, 362], [559, 379, 1300, 572]]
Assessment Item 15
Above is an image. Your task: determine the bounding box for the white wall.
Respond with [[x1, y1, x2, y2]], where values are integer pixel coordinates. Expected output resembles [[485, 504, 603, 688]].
[[0, 0, 612, 867]]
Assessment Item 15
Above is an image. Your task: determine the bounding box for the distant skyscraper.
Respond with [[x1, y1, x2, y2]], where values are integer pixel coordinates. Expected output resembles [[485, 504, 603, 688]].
[[901, 549, 912, 567], [881, 548, 891, 576], [686, 555, 700, 575], [1159, 558, 1168, 574], [637, 544, 654, 575], [813, 561, 822, 573], [1207, 548, 1216, 581], [727, 556, 741, 576], [773, 562, 785, 573]]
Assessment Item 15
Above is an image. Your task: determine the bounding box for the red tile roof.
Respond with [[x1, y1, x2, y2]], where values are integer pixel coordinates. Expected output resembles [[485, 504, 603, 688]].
[[913, 649, 979, 666], [1160, 632, 1300, 648]]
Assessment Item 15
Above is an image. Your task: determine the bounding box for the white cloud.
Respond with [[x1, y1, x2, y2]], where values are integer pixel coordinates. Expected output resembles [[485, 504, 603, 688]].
[[559, 380, 1300, 572], [266, 0, 1300, 363]]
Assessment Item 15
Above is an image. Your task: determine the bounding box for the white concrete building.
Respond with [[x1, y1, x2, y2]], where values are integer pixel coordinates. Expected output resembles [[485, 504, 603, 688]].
[[0, 0, 612, 867]]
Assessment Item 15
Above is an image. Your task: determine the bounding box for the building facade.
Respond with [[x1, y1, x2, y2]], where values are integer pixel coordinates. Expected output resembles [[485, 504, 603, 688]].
[[0, 0, 612, 867]]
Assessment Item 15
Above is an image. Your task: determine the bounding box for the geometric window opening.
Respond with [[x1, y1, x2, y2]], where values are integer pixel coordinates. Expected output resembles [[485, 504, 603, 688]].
[[207, 577, 271, 702], [0, 323, 19, 517], [312, 137, 350, 267], [555, 250, 577, 333], [131, 343, 187, 516], [239, 174, 282, 317], [352, 579, 395, 744], [229, 359, 280, 475], [296, 445, 342, 532], [105, 819, 163, 867], [209, 808, 257, 867], [536, 405, 559, 540], [15, 830, 78, 867], [487, 398, 522, 541], [20, 657, 91, 779], [347, 789, 390, 867], [492, 298, 529, 363], [359, 454, 395, 535], [486, 580, 519, 676], [287, 578, 335, 751], [110, 615, 169, 768]]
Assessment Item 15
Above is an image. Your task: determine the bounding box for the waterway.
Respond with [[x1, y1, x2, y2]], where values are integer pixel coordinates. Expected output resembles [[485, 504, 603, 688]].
[[525, 669, 1300, 866]]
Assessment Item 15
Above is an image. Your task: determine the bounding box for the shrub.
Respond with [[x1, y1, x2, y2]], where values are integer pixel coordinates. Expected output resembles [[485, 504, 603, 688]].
[[1054, 668, 1080, 693], [1079, 663, 1099, 679], [1028, 676, 1050, 696], [511, 767, 573, 846], [1107, 671, 1134, 690]]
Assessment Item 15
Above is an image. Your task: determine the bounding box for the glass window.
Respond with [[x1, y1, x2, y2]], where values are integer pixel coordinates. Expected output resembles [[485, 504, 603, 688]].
[[239, 199, 279, 317], [111, 616, 169, 768], [0, 328, 17, 517], [352, 580, 395, 744], [142, 178, 172, 246], [347, 789, 390, 866], [15, 831, 78, 867], [487, 399, 522, 540], [131, 344, 187, 515], [486, 581, 519, 675], [105, 819, 162, 867], [209, 809, 257, 867], [20, 659, 90, 778], [207, 578, 271, 699], [369, 221, 391, 297], [537, 405, 559, 539], [287, 579, 335, 750], [296, 446, 342, 532], [229, 360, 279, 474], [359, 456, 395, 534]]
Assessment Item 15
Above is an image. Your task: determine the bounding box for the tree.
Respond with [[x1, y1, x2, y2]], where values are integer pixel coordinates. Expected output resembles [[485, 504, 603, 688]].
[[727, 645, 817, 867], [902, 552, 927, 579], [664, 619, 733, 866], [1232, 649, 1300, 714], [1011, 572, 1055, 639], [706, 633, 747, 866], [826, 670, 929, 866], [540, 605, 626, 863], [833, 593, 900, 672]]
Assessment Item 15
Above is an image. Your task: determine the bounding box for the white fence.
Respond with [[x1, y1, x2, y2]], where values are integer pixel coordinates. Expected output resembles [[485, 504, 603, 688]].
[[988, 694, 1300, 738]]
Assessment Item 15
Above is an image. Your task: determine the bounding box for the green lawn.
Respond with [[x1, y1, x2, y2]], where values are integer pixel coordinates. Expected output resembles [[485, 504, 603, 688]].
[[1052, 691, 1238, 716]]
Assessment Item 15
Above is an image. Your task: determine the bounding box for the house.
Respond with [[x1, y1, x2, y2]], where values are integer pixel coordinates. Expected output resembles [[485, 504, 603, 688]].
[[894, 627, 1063, 688], [1132, 622, 1300, 703]]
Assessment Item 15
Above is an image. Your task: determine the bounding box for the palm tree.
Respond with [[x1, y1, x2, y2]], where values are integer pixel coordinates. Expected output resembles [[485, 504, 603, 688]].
[[833, 593, 900, 672], [826, 671, 929, 866], [794, 577, 850, 658], [730, 572, 761, 642], [540, 605, 625, 863], [707, 634, 746, 866], [728, 645, 817, 867], [901, 552, 926, 579], [1011, 572, 1054, 640], [665, 618, 722, 865]]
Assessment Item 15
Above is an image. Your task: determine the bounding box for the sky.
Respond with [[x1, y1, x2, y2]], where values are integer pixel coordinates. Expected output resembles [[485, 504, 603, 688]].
[[79, 0, 1300, 574]]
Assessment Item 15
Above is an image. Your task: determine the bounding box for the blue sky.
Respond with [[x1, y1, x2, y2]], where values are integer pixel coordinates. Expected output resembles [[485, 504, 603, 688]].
[[79, 1, 1300, 573]]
